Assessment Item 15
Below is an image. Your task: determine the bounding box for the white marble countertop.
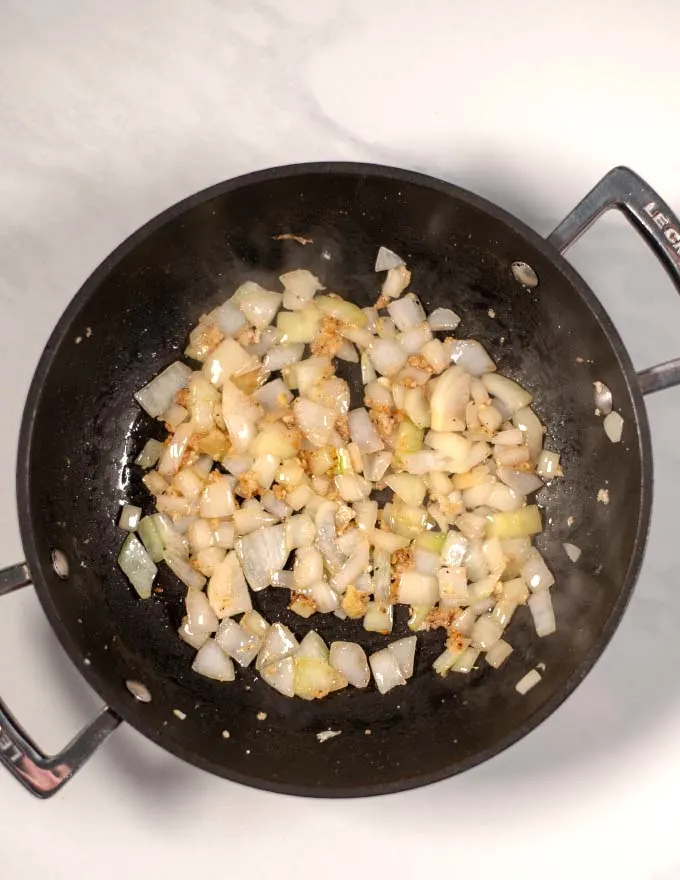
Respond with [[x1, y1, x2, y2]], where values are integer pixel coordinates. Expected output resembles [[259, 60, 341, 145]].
[[1, 1, 680, 877]]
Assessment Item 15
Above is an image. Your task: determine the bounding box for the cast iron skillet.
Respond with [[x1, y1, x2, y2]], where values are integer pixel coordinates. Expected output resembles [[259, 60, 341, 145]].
[[1, 164, 680, 799]]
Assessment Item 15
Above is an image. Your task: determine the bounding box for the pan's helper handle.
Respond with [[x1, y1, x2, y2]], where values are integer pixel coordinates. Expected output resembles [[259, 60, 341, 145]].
[[0, 563, 121, 799], [548, 166, 680, 395]]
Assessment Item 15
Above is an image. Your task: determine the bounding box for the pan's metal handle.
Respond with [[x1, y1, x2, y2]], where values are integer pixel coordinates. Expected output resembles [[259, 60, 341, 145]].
[[0, 563, 120, 799], [548, 166, 680, 395]]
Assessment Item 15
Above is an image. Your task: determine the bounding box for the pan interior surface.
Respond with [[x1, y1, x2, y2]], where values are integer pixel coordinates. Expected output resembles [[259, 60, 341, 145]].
[[18, 165, 650, 795]]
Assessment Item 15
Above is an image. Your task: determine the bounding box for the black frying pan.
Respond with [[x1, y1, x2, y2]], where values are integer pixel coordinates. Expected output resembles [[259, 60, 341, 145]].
[[2, 163, 680, 799]]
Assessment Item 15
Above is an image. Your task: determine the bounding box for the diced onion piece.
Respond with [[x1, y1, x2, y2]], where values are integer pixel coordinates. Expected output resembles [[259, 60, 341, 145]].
[[253, 378, 294, 411], [368, 547, 389, 603], [337, 341, 359, 362], [293, 546, 323, 589], [528, 588, 556, 637], [430, 367, 470, 432], [452, 646, 480, 674], [212, 521, 235, 550], [163, 402, 189, 429], [420, 338, 449, 373], [280, 269, 324, 311], [293, 398, 336, 447], [399, 323, 433, 356], [294, 657, 348, 700], [277, 306, 321, 343], [135, 438, 164, 469], [441, 530, 468, 566], [215, 619, 262, 666], [173, 468, 204, 501], [261, 492, 290, 520], [158, 423, 193, 477], [380, 265, 411, 301], [450, 339, 495, 375], [604, 411, 624, 443], [164, 551, 207, 590], [438, 566, 470, 606], [375, 246, 405, 271], [239, 285, 282, 329], [433, 641, 470, 675], [118, 504, 142, 532], [263, 343, 305, 372], [563, 542, 581, 563], [385, 473, 427, 506], [364, 602, 393, 634], [485, 639, 513, 668], [315, 295, 367, 327], [335, 473, 371, 503], [199, 475, 236, 518], [261, 657, 295, 697], [284, 514, 315, 550], [194, 546, 226, 577], [249, 453, 278, 492], [360, 352, 377, 385], [207, 552, 252, 618], [297, 631, 329, 661], [403, 387, 431, 429], [256, 623, 299, 670], [516, 669, 541, 694], [512, 407, 544, 461], [203, 338, 259, 388], [394, 419, 424, 460], [369, 338, 408, 377], [135, 361, 193, 418], [471, 614, 503, 650], [137, 516, 164, 562], [191, 640, 235, 682], [397, 571, 438, 606], [478, 404, 503, 433], [328, 641, 370, 687], [309, 580, 340, 613], [486, 483, 523, 512], [271, 570, 294, 589], [388, 295, 426, 331], [451, 607, 476, 636], [493, 428, 524, 446], [250, 422, 300, 459], [186, 588, 218, 634], [426, 430, 471, 466], [487, 506, 542, 539], [428, 307, 461, 332], [178, 617, 209, 650], [206, 301, 247, 337], [238, 616, 269, 647], [522, 547, 555, 591], [497, 467, 544, 496], [537, 450, 561, 479], [331, 540, 370, 594], [406, 604, 430, 631], [236, 524, 288, 591], [348, 408, 384, 454], [369, 647, 406, 694], [482, 373, 533, 415], [118, 534, 157, 599], [387, 636, 417, 679], [363, 451, 393, 482], [413, 545, 440, 576]]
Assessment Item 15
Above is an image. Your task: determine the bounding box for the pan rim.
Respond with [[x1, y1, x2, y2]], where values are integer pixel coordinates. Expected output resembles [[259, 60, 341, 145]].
[[15, 161, 653, 797]]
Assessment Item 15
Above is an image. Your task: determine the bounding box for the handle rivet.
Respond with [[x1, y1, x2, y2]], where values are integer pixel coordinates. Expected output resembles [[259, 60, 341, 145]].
[[125, 680, 152, 703], [51, 550, 69, 580], [511, 261, 539, 288]]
